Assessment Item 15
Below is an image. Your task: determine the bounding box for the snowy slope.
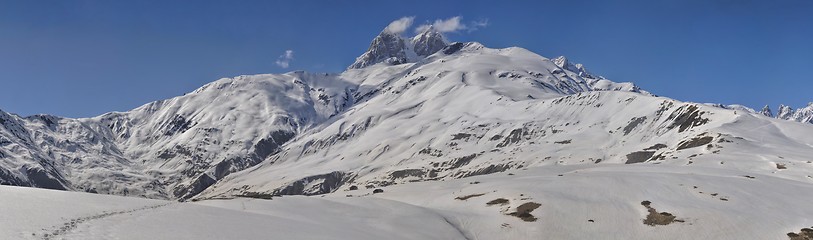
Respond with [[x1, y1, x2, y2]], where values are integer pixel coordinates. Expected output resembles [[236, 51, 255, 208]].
[[365, 163, 813, 240], [201, 86, 813, 198], [5, 159, 813, 240], [0, 72, 357, 199], [0, 185, 465, 240]]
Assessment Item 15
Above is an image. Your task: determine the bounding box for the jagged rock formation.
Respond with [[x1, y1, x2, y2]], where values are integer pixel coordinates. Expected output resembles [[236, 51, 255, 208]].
[[410, 25, 447, 57], [348, 30, 410, 69], [760, 105, 773, 117]]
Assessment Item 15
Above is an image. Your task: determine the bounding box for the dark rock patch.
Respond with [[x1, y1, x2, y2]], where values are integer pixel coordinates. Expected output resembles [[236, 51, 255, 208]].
[[625, 151, 655, 164], [487, 198, 509, 206], [418, 147, 443, 157], [451, 133, 473, 141], [623, 116, 647, 135], [667, 105, 709, 133], [442, 42, 465, 55], [164, 115, 195, 136], [0, 166, 27, 187], [273, 171, 349, 196], [461, 163, 513, 178], [644, 143, 668, 151], [236, 192, 274, 200], [253, 130, 295, 160], [390, 169, 425, 180], [446, 153, 480, 169], [212, 156, 262, 180], [455, 193, 486, 201], [554, 139, 572, 144], [24, 167, 68, 190], [497, 128, 525, 147], [175, 173, 217, 199], [677, 136, 714, 150]]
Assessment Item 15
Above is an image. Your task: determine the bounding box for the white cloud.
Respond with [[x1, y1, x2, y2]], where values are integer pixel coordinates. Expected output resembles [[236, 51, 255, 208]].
[[275, 50, 294, 69], [414, 25, 430, 33], [468, 18, 489, 32], [433, 16, 465, 32], [384, 16, 415, 35], [415, 16, 489, 34]]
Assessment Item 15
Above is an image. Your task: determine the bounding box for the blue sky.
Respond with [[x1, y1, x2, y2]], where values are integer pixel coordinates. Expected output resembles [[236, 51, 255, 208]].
[[1, 0, 812, 117]]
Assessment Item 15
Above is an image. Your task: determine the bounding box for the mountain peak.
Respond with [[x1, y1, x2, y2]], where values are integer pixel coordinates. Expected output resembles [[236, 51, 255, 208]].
[[350, 23, 456, 69], [553, 56, 598, 79], [759, 105, 773, 117], [552, 56, 571, 68], [411, 25, 448, 57], [777, 104, 794, 120], [348, 30, 410, 69]]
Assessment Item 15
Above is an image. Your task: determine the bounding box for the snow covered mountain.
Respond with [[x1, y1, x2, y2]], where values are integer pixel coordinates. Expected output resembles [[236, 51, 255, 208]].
[[773, 103, 813, 123], [3, 19, 813, 240], [1, 72, 356, 199], [0, 23, 644, 200], [713, 103, 813, 124]]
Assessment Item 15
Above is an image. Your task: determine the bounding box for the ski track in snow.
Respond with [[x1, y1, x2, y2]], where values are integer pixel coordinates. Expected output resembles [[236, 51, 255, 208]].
[[41, 203, 173, 240], [441, 215, 474, 240]]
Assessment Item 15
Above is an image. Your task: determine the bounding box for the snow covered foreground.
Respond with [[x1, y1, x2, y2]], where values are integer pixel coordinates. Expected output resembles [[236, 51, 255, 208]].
[[4, 161, 813, 240]]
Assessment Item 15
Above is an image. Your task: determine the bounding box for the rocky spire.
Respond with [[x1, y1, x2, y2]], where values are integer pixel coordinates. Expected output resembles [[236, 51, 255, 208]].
[[777, 104, 794, 120], [410, 25, 448, 57], [348, 30, 409, 69], [792, 102, 813, 123], [759, 105, 773, 117], [553, 56, 597, 79]]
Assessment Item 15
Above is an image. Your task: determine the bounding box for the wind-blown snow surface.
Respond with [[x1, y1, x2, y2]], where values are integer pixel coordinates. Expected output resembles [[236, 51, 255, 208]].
[[0, 185, 464, 240], [5, 159, 813, 240]]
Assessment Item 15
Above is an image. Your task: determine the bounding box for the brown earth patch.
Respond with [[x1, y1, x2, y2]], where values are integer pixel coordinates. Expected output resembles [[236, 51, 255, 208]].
[[788, 227, 813, 240], [508, 202, 542, 222], [641, 201, 684, 226]]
